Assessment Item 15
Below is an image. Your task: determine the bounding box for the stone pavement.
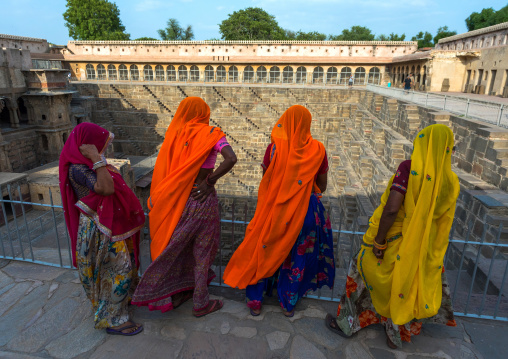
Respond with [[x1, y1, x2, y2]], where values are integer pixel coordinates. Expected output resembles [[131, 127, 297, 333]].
[[429, 92, 508, 105], [0, 259, 507, 359]]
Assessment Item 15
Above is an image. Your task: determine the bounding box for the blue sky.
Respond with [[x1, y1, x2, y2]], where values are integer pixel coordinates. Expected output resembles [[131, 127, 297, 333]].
[[1, 0, 507, 44]]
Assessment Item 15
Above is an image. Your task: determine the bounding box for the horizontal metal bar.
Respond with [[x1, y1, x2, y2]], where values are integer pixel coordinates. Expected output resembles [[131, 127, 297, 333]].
[[2, 256, 73, 269], [449, 239, 508, 248], [0, 199, 63, 209], [453, 312, 508, 322]]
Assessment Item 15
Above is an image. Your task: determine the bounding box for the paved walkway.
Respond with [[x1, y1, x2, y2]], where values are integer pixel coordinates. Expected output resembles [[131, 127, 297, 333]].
[[429, 92, 508, 105], [0, 259, 507, 359]]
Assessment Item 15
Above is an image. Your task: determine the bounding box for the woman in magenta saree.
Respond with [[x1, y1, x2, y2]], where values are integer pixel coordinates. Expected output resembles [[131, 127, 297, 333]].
[[59, 123, 145, 335]]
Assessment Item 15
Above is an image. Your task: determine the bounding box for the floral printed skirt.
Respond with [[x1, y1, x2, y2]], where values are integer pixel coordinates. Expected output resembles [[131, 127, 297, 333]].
[[246, 193, 335, 312], [335, 253, 456, 348], [131, 191, 220, 312], [76, 214, 139, 329]]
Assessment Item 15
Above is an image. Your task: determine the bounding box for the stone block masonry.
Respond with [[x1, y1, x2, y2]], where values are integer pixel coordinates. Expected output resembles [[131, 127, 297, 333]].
[[73, 83, 508, 240]]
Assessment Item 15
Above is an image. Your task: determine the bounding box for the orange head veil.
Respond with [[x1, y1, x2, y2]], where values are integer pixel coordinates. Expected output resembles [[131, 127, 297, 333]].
[[149, 97, 224, 260], [224, 105, 325, 289]]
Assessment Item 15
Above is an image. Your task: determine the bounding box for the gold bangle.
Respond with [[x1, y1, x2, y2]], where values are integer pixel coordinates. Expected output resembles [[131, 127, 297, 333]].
[[374, 241, 388, 250]]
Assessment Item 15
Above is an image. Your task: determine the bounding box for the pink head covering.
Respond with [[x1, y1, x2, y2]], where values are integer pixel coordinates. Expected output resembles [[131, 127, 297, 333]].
[[59, 123, 145, 267]]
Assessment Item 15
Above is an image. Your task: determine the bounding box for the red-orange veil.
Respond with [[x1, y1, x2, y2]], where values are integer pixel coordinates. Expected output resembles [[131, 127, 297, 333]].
[[224, 105, 325, 289], [148, 97, 225, 260]]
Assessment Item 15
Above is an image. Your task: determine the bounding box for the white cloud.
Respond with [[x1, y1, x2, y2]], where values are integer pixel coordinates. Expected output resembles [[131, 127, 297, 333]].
[[217, 6, 226, 10]]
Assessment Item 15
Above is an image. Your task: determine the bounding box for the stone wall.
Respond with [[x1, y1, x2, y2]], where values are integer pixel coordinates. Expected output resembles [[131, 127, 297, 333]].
[[3, 129, 41, 172], [66, 40, 417, 59], [436, 22, 508, 51], [73, 83, 508, 243]]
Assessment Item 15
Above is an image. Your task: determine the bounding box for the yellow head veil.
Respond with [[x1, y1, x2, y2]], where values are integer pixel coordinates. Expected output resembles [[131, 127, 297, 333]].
[[359, 124, 460, 325]]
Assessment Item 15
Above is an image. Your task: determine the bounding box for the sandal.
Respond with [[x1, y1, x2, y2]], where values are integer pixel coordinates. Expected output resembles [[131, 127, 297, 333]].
[[325, 314, 352, 339], [193, 299, 223, 318], [385, 330, 398, 349], [250, 308, 261, 316], [283, 309, 295, 318], [173, 291, 193, 309], [106, 322, 144, 336]]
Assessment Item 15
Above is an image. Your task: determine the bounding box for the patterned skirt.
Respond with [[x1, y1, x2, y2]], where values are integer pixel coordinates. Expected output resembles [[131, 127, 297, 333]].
[[131, 191, 220, 312], [246, 193, 335, 312], [335, 253, 456, 348], [76, 214, 139, 329]]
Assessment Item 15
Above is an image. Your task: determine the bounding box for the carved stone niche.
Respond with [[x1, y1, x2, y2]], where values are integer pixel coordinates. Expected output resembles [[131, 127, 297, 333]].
[[23, 93, 72, 126]]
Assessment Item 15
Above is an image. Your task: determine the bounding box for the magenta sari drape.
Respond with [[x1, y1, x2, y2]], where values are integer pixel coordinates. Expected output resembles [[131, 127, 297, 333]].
[[59, 123, 145, 267]]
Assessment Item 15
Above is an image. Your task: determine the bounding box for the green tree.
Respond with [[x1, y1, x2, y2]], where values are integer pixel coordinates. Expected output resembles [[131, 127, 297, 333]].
[[377, 33, 406, 41], [295, 31, 327, 41], [134, 37, 158, 41], [218, 7, 285, 40], [284, 29, 297, 40], [63, 0, 130, 40], [411, 31, 434, 48], [158, 18, 194, 40], [433, 26, 457, 45], [465, 5, 508, 31], [329, 26, 375, 41]]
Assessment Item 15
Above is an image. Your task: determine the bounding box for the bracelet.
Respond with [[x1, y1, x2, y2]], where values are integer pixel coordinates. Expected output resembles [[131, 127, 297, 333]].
[[93, 160, 106, 171], [205, 173, 216, 187], [373, 241, 388, 250]]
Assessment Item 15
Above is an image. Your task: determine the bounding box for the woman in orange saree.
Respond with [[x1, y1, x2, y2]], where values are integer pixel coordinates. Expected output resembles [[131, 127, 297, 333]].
[[132, 97, 237, 317], [224, 105, 335, 316]]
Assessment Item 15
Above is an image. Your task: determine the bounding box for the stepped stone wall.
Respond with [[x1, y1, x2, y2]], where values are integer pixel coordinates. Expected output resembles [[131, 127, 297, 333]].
[[73, 83, 508, 250]]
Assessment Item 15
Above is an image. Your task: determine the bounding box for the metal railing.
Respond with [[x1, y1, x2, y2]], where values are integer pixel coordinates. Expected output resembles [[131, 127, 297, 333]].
[[1, 190, 507, 322], [367, 84, 507, 128]]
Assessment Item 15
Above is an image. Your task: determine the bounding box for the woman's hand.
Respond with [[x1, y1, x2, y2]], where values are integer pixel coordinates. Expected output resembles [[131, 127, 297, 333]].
[[372, 237, 387, 259], [372, 246, 385, 259], [190, 181, 214, 203], [79, 144, 101, 162]]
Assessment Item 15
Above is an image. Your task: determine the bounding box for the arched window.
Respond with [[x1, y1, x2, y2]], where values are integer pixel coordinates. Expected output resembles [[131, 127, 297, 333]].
[[422, 65, 427, 87], [340, 67, 351, 84], [243, 66, 254, 82], [326, 67, 338, 84], [368, 67, 381, 84], [216, 65, 226, 81], [119, 64, 128, 80], [256, 66, 267, 82], [229, 66, 238, 82], [167, 65, 176, 81], [283, 66, 294, 83], [178, 65, 188, 81], [85, 64, 96, 80], [107, 64, 117, 80], [96, 64, 106, 80], [205, 65, 214, 81], [155, 65, 164, 81], [416, 65, 421, 83], [296, 66, 307, 83], [143, 65, 154, 81], [354, 67, 366, 84], [130, 65, 139, 81], [190, 65, 200, 81], [313, 66, 324, 83], [269, 66, 280, 83], [411, 65, 415, 77]]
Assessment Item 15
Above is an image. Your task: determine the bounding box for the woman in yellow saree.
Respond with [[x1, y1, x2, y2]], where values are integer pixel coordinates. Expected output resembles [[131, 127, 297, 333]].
[[326, 124, 460, 348]]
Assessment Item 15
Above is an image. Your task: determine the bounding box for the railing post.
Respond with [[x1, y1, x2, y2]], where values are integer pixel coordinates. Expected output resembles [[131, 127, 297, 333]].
[[425, 92, 429, 107], [443, 95, 447, 110], [465, 99, 470, 117], [497, 104, 504, 126]]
